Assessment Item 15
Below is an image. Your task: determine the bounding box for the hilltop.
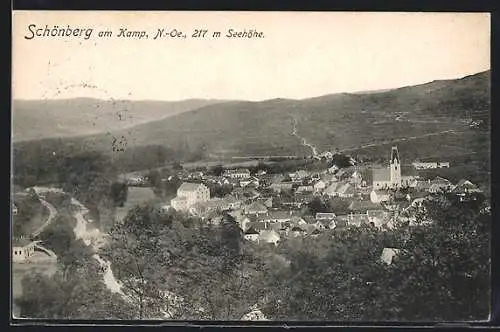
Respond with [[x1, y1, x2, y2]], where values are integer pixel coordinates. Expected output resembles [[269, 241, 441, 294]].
[[12, 98, 230, 142]]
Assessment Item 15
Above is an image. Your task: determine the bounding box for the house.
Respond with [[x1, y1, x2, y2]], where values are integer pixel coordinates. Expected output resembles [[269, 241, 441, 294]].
[[412, 161, 449, 170], [244, 227, 260, 242], [370, 189, 391, 204], [437, 162, 450, 168], [312, 220, 328, 231], [321, 173, 338, 183], [170, 182, 210, 212], [290, 226, 307, 237], [325, 182, 355, 198], [12, 203, 18, 216], [12, 238, 36, 263], [289, 170, 310, 181], [265, 209, 293, 223], [296, 185, 314, 194], [328, 165, 339, 174], [223, 195, 242, 210], [270, 182, 294, 193], [415, 179, 433, 192], [380, 248, 401, 265], [428, 176, 454, 193], [412, 162, 438, 170], [452, 179, 482, 197], [315, 212, 336, 221], [346, 212, 370, 227], [350, 171, 363, 186], [258, 197, 273, 208], [367, 210, 390, 228], [348, 200, 382, 213], [240, 176, 260, 188], [313, 180, 327, 192], [328, 219, 337, 229], [244, 201, 268, 215], [223, 168, 251, 179], [278, 196, 303, 209], [258, 230, 281, 246], [290, 216, 307, 226], [310, 228, 323, 238]]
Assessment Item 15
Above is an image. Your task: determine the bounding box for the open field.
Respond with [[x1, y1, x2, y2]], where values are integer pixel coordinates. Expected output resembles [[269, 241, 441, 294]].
[[115, 186, 161, 222], [12, 262, 58, 299]]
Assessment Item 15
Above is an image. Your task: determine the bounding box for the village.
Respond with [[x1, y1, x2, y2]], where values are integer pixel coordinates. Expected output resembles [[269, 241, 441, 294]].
[[117, 145, 485, 256]]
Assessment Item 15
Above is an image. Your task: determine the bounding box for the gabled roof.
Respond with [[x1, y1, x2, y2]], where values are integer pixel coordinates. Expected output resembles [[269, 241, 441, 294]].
[[245, 201, 268, 213], [291, 226, 306, 232], [455, 179, 477, 188], [259, 230, 280, 242], [178, 182, 205, 192], [373, 168, 390, 182], [416, 180, 432, 190], [267, 210, 292, 220], [315, 212, 336, 219], [433, 176, 453, 185], [244, 227, 260, 235], [12, 238, 34, 247], [349, 200, 382, 212], [367, 210, 388, 220]]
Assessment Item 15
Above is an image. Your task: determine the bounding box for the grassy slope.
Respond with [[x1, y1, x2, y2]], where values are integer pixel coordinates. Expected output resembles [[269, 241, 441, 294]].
[[13, 70, 490, 172]]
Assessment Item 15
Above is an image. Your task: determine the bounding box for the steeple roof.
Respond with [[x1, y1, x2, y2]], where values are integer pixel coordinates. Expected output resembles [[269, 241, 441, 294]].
[[390, 146, 400, 164]]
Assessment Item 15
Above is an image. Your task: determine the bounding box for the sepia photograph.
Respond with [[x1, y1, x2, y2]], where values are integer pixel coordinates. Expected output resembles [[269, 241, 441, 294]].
[[11, 11, 491, 322]]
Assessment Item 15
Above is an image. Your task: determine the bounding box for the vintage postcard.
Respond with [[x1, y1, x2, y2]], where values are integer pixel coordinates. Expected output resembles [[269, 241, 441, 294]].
[[11, 11, 491, 322]]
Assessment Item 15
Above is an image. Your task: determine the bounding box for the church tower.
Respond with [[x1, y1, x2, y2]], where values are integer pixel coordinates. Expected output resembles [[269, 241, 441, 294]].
[[390, 146, 401, 187]]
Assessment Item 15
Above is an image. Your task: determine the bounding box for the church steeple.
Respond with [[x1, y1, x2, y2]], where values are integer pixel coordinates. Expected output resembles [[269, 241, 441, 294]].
[[390, 146, 401, 187], [391, 146, 400, 164]]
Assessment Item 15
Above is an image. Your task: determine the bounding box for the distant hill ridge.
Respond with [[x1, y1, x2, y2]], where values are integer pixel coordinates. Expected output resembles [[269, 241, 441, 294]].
[[13, 70, 490, 164]]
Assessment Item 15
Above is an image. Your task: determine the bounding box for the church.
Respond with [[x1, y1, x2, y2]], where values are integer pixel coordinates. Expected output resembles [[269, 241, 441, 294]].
[[372, 146, 415, 190]]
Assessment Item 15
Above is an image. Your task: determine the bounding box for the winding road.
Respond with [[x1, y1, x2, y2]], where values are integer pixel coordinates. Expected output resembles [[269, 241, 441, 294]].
[[291, 117, 319, 157], [31, 198, 58, 238]]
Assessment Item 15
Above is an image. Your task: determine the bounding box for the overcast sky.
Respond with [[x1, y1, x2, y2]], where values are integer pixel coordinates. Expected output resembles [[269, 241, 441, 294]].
[[12, 11, 490, 101]]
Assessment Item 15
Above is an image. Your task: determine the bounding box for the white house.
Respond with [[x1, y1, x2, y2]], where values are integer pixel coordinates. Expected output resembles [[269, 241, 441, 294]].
[[452, 179, 482, 197], [367, 210, 390, 228], [244, 227, 260, 242], [289, 170, 310, 181], [370, 190, 391, 204], [290, 226, 307, 237], [12, 238, 36, 263], [170, 182, 210, 212], [328, 165, 339, 174], [325, 182, 355, 198], [315, 212, 336, 221], [380, 248, 401, 265], [224, 168, 251, 179], [313, 180, 327, 192], [296, 185, 314, 194], [244, 201, 268, 215], [258, 230, 281, 246], [412, 162, 438, 170]]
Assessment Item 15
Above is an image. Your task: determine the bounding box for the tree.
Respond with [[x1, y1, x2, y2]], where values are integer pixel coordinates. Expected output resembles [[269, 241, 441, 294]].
[[210, 164, 224, 177], [110, 182, 128, 207], [307, 197, 329, 215]]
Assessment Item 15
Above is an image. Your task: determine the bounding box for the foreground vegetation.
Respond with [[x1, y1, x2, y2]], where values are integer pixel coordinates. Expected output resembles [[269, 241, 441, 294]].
[[17, 190, 490, 321]]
